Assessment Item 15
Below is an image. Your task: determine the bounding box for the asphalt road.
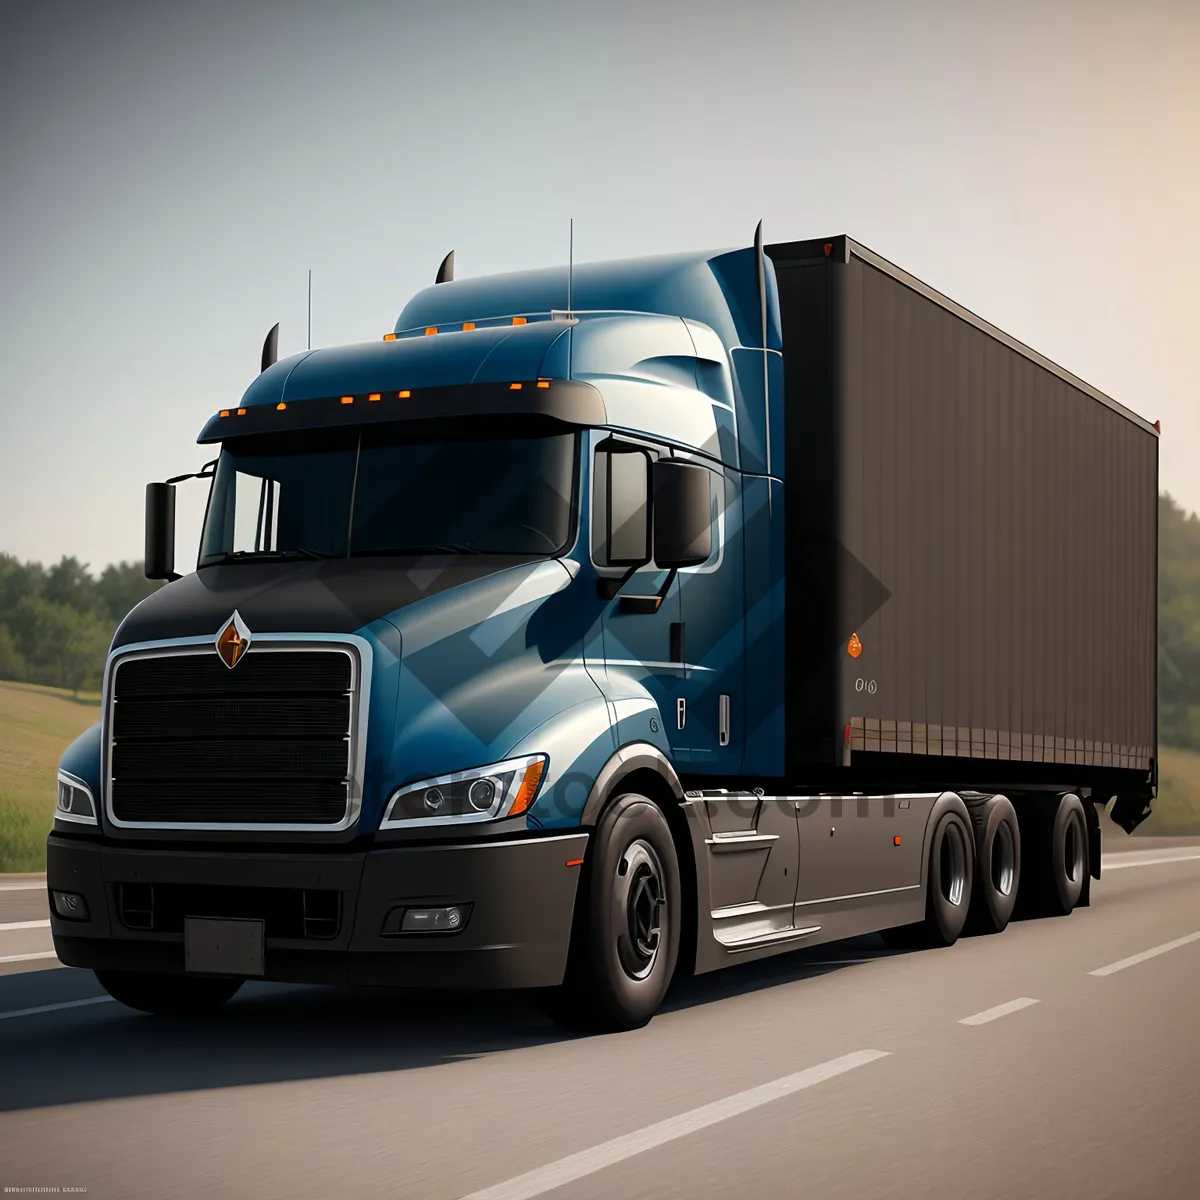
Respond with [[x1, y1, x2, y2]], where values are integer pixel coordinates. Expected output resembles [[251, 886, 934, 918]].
[[2, 836, 1200, 1199]]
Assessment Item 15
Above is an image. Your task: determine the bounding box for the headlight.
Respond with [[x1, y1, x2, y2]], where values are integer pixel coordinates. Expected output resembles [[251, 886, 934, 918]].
[[56, 772, 98, 825], [381, 755, 547, 829]]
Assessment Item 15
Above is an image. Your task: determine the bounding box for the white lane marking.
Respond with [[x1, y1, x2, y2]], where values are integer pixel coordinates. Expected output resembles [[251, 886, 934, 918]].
[[0, 919, 50, 931], [1089, 931, 1200, 977], [0, 882, 46, 892], [0, 952, 58, 964], [1102, 850, 1200, 870], [460, 1049, 890, 1200], [0, 996, 114, 1021], [958, 997, 1040, 1026]]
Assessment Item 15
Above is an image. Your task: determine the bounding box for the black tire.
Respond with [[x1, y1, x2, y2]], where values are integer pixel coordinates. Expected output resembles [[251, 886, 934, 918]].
[[964, 794, 1021, 934], [1019, 793, 1087, 918], [94, 970, 243, 1015], [882, 806, 974, 950], [544, 793, 681, 1032]]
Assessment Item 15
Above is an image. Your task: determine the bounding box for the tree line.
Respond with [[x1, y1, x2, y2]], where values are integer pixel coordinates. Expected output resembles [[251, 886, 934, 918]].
[[2, 495, 1199, 746]]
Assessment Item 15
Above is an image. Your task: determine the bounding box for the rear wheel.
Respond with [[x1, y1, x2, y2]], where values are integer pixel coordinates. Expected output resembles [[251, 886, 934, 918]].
[[1018, 793, 1087, 918], [882, 805, 974, 949], [543, 793, 681, 1032], [95, 970, 243, 1015], [964, 794, 1021, 934]]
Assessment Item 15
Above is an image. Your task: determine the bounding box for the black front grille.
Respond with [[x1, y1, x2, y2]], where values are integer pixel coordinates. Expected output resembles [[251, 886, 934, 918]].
[[115, 882, 342, 939], [110, 648, 355, 825]]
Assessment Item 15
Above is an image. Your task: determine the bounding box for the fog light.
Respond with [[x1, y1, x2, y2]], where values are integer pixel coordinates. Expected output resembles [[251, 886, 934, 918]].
[[403, 906, 465, 932], [52, 891, 89, 921]]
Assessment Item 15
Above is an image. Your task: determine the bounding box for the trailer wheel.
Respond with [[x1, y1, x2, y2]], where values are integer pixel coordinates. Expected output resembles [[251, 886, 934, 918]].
[[94, 969, 243, 1015], [964, 794, 1021, 934], [544, 793, 681, 1032], [882, 807, 974, 949], [1020, 793, 1088, 918]]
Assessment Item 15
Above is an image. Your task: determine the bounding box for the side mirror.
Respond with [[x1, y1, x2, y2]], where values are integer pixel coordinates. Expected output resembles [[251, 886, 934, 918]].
[[145, 482, 178, 581], [652, 460, 712, 568]]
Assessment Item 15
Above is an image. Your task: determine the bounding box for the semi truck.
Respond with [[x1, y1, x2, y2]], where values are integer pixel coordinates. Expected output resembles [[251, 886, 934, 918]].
[[47, 230, 1159, 1031]]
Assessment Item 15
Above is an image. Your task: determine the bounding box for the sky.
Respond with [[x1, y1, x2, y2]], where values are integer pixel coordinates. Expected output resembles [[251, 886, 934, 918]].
[[2, 0, 1197, 572]]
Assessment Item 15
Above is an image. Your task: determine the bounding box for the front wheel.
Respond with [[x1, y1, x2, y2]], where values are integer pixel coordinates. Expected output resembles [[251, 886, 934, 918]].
[[544, 794, 681, 1032], [95, 969, 244, 1015]]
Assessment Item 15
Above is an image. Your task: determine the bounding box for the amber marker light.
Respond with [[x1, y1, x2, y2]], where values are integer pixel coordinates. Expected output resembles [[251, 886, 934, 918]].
[[425, 326, 438, 336], [510, 382, 523, 390], [462, 321, 476, 331], [236, 408, 247, 416], [824, 242, 834, 257], [536, 379, 551, 389], [398, 390, 411, 399], [512, 316, 527, 325], [848, 632, 863, 658], [894, 836, 902, 846], [565, 858, 585, 867], [340, 396, 354, 405], [508, 760, 546, 817], [219, 409, 231, 417], [276, 402, 287, 411], [368, 393, 381, 402], [383, 333, 398, 341]]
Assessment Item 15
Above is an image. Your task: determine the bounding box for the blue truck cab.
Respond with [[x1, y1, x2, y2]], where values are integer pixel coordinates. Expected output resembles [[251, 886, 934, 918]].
[[48, 232, 1150, 1028]]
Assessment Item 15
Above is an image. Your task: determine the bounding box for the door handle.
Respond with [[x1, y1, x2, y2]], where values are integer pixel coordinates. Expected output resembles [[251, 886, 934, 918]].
[[719, 693, 730, 746]]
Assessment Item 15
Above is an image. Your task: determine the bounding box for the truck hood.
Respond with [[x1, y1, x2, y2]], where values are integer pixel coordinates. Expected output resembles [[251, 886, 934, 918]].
[[111, 556, 549, 649]]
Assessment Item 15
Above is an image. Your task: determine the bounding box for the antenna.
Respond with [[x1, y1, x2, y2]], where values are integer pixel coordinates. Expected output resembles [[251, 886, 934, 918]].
[[307, 269, 312, 350]]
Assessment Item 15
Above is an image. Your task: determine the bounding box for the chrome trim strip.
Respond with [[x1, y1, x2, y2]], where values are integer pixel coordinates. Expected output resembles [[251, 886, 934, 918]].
[[705, 831, 779, 851], [56, 770, 98, 826], [102, 631, 372, 833], [710, 899, 791, 920], [794, 883, 920, 908], [723, 925, 822, 952]]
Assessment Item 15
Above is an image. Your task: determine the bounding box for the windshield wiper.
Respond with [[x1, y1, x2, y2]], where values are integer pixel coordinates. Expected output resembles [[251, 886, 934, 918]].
[[208, 547, 334, 563]]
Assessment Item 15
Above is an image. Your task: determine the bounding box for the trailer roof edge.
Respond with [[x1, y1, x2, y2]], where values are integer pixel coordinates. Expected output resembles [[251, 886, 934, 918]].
[[842, 237, 1158, 438]]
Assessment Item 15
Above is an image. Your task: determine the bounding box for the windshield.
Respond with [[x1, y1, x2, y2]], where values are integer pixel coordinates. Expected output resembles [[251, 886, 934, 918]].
[[198, 426, 578, 564]]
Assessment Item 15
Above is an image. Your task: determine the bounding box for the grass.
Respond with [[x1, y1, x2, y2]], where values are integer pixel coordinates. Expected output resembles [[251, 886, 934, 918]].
[[0, 679, 101, 872], [1, 677, 1198, 871]]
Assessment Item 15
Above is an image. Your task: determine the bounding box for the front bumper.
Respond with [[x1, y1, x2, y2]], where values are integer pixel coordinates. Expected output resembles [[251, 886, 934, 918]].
[[47, 831, 588, 990]]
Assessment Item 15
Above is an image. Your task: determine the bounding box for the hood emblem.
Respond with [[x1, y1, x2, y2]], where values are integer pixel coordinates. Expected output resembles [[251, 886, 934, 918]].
[[215, 610, 252, 669]]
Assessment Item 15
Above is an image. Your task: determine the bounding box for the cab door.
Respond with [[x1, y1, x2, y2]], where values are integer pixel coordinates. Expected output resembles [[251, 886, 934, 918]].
[[591, 436, 685, 756], [674, 462, 744, 772]]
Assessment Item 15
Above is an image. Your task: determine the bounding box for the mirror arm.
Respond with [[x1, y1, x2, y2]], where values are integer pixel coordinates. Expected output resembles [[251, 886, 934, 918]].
[[165, 459, 217, 486], [596, 562, 642, 601], [616, 567, 678, 614]]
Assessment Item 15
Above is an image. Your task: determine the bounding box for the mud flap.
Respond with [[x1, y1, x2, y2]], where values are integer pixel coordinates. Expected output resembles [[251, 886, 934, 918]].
[[1109, 790, 1154, 835]]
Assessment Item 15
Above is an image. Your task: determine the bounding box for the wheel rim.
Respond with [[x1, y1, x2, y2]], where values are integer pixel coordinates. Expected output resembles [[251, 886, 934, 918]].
[[1063, 813, 1084, 883], [991, 821, 1016, 897], [940, 822, 968, 907], [615, 839, 665, 981]]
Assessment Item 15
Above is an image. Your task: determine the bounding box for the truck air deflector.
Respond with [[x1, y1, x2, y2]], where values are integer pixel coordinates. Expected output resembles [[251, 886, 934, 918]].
[[197, 379, 606, 443]]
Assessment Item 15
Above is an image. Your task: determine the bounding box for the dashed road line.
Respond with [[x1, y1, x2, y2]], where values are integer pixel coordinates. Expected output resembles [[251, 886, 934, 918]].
[[0, 996, 114, 1021], [0, 919, 50, 931], [459, 1050, 891, 1200], [958, 997, 1040, 1026], [1102, 850, 1200, 870], [1089, 931, 1200, 977]]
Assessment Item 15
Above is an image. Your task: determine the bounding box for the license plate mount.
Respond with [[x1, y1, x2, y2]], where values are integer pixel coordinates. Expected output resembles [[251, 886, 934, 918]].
[[184, 917, 264, 976]]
